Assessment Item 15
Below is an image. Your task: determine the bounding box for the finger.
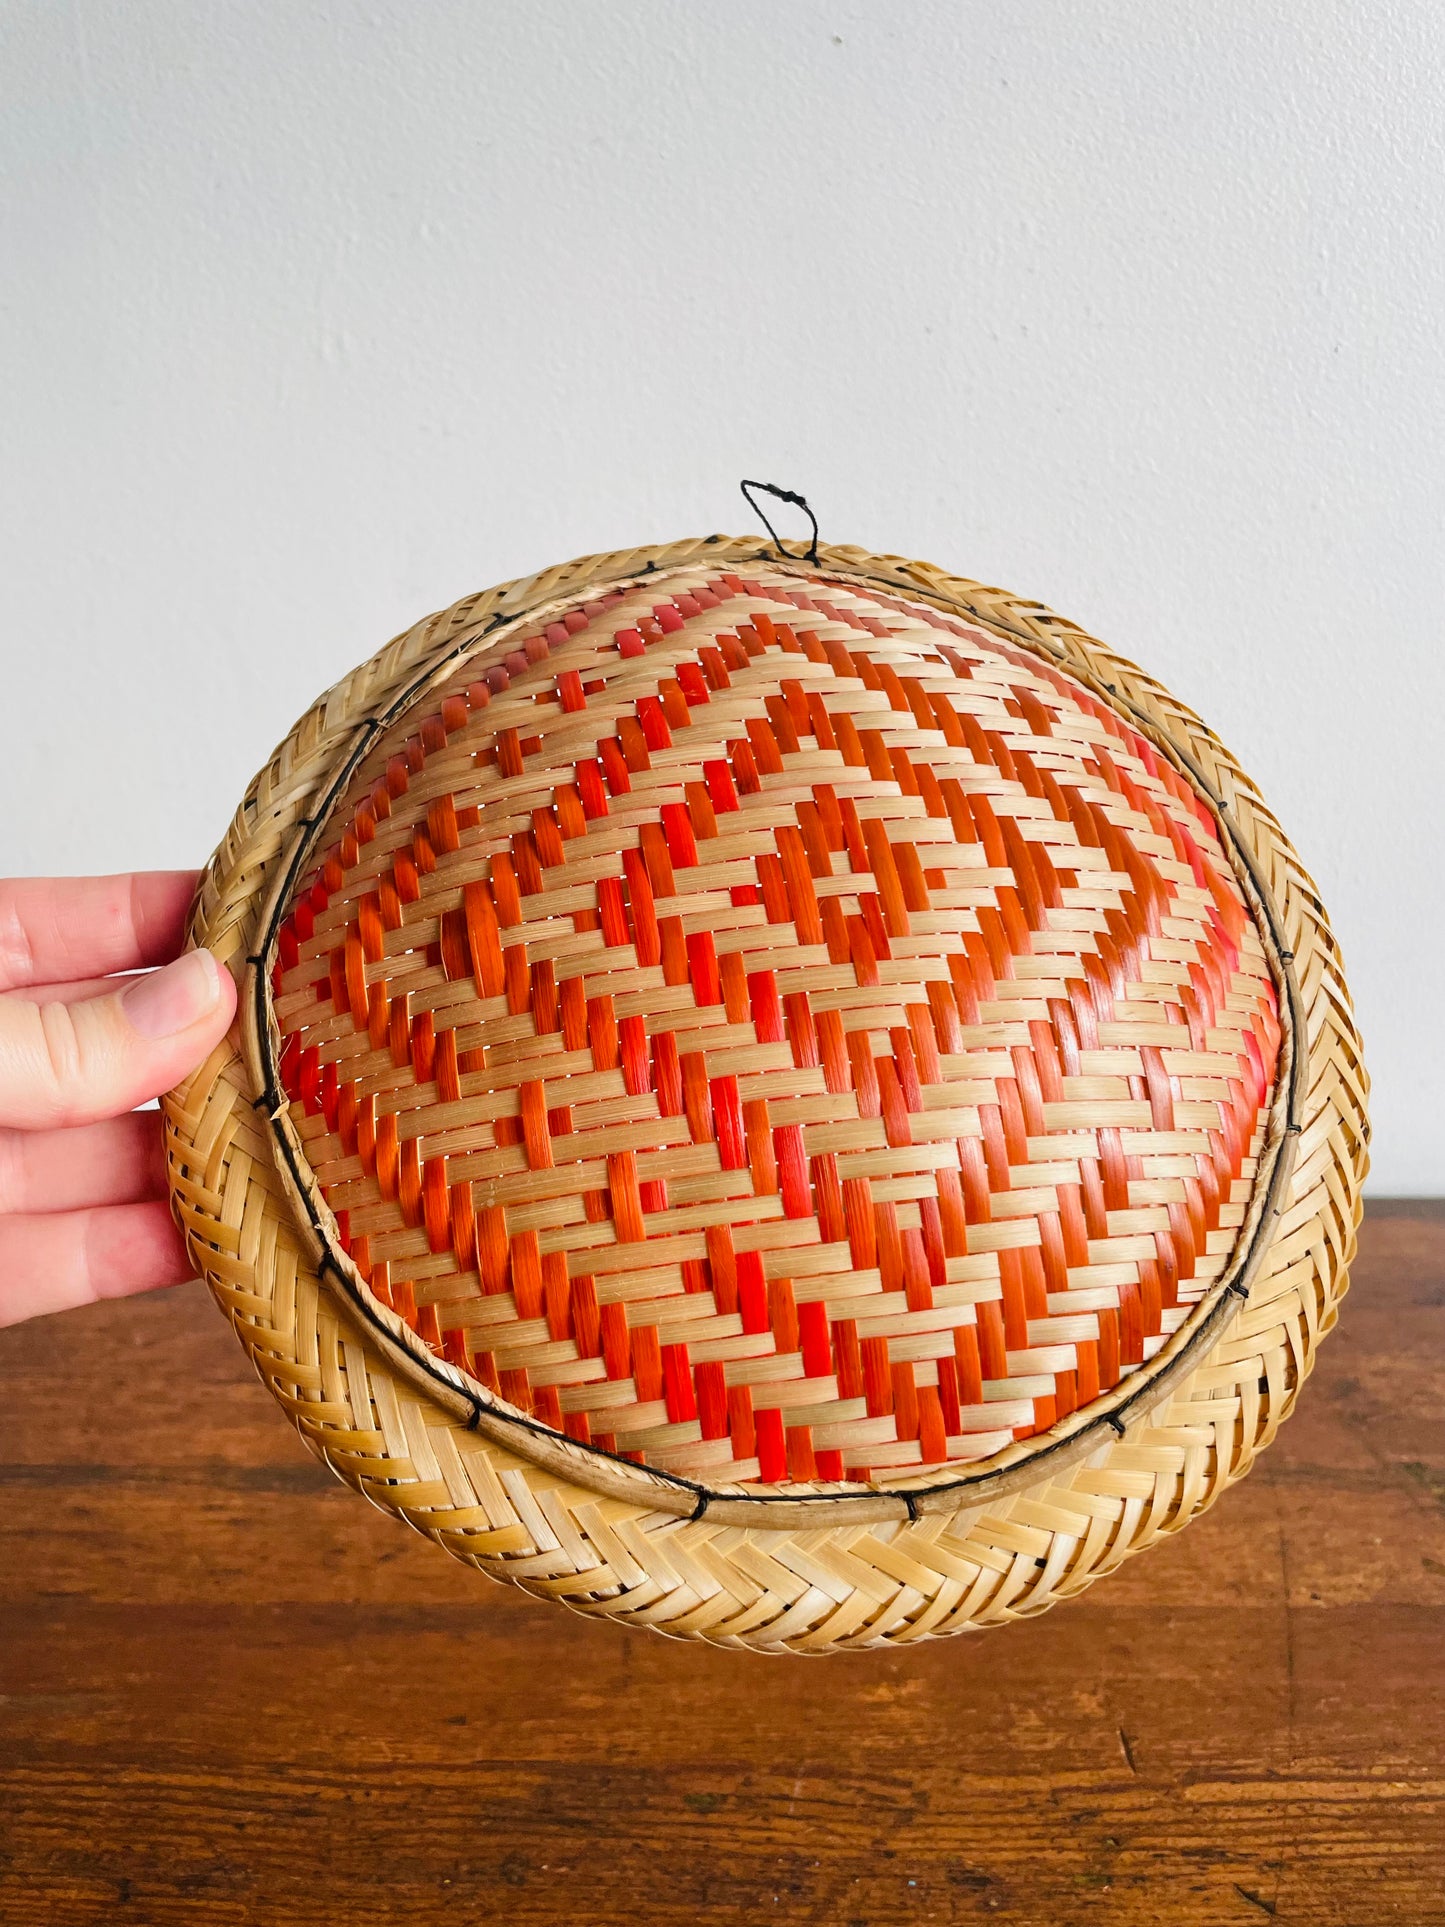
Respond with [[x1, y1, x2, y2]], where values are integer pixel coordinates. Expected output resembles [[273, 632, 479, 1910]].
[[0, 1200, 193, 1327], [0, 948, 237, 1130], [5, 974, 146, 1008], [0, 872, 200, 993], [3, 969, 220, 1007], [0, 1111, 167, 1215]]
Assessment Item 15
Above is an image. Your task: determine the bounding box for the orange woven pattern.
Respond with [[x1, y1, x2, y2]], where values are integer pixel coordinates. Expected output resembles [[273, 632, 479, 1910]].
[[272, 562, 1279, 1488]]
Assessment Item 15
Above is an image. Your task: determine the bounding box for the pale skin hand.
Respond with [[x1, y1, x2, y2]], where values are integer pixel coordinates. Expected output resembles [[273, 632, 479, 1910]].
[[0, 874, 238, 1327]]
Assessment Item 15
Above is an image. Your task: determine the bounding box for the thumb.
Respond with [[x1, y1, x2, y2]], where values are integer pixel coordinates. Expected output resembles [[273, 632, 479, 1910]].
[[0, 949, 238, 1130]]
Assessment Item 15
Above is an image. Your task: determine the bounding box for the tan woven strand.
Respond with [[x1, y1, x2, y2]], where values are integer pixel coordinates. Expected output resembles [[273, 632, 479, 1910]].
[[163, 537, 1368, 1652]]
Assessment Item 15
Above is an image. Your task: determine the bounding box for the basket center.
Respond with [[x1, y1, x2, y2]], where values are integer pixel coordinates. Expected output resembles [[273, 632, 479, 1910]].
[[268, 560, 1280, 1490]]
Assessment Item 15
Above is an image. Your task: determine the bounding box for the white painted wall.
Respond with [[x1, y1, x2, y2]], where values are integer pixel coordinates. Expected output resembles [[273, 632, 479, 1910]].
[[2, 2, 1441, 1190]]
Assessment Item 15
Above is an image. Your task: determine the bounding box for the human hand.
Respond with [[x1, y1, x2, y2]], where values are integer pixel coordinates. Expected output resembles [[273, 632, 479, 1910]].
[[0, 874, 237, 1327]]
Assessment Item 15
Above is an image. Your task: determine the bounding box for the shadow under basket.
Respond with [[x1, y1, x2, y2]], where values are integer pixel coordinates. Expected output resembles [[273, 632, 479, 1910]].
[[163, 535, 1368, 1653]]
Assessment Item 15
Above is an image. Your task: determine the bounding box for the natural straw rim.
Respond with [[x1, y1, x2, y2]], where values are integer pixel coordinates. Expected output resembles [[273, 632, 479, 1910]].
[[238, 542, 1305, 1532]]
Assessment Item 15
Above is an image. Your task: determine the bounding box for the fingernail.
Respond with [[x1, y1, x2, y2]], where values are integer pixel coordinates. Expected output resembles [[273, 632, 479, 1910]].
[[122, 949, 224, 1039]]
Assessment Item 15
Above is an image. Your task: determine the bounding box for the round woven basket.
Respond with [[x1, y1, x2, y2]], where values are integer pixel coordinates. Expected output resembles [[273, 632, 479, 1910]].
[[163, 535, 1368, 1653]]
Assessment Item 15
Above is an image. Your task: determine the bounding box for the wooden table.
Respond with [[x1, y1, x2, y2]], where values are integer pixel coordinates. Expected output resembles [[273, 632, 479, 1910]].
[[2, 1201, 1441, 1925]]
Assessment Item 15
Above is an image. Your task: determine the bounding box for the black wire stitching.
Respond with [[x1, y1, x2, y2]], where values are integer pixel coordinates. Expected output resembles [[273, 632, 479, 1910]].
[[740, 480, 820, 565]]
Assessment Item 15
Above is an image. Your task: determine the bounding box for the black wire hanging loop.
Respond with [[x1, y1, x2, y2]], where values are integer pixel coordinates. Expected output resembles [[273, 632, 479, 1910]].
[[740, 479, 820, 566]]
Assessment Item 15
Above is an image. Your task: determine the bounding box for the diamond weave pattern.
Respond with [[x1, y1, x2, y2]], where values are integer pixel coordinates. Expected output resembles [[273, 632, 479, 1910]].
[[272, 563, 1279, 1487]]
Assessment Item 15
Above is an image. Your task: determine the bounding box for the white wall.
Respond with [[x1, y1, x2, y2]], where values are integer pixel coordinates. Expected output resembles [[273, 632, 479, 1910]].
[[2, 2, 1441, 1192]]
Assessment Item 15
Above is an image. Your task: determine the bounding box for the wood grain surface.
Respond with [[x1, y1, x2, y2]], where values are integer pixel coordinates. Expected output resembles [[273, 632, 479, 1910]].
[[1, 1201, 1441, 1927]]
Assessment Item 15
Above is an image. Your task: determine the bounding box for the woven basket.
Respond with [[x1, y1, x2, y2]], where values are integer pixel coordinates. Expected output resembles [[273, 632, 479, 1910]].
[[163, 535, 1368, 1653]]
